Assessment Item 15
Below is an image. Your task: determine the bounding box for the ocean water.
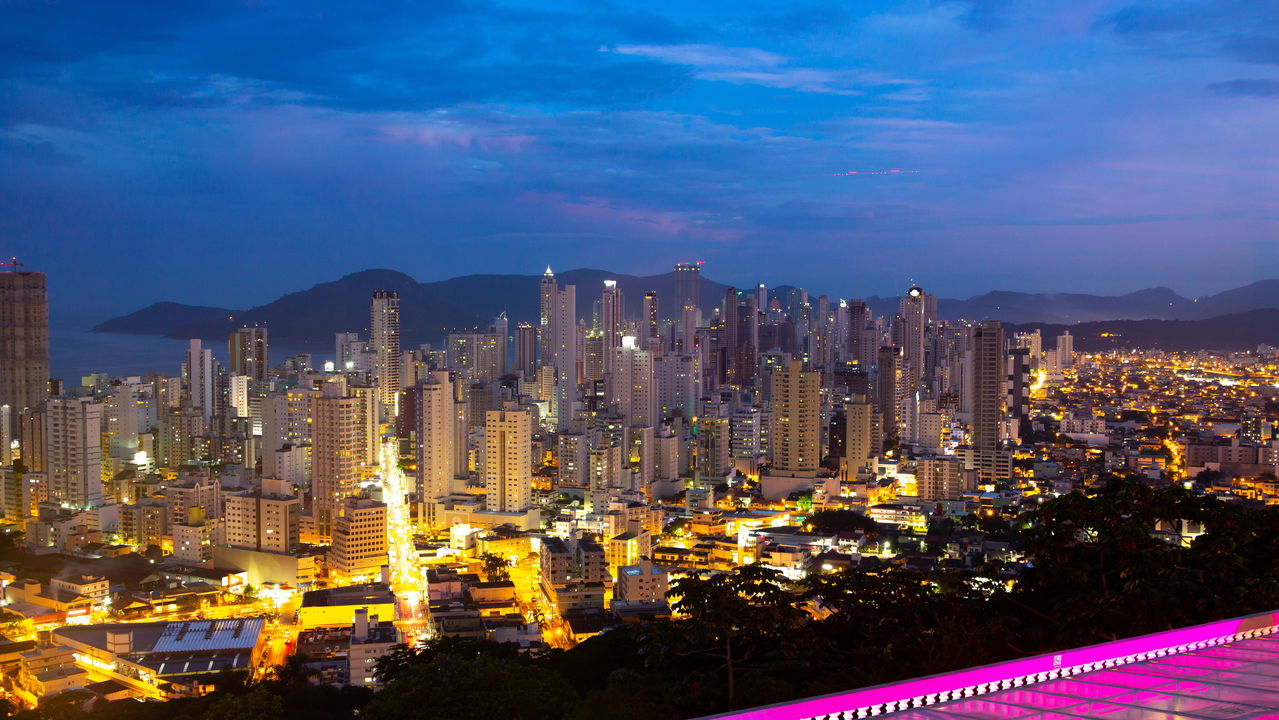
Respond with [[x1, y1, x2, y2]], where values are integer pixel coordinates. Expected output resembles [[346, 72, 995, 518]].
[[50, 319, 330, 382]]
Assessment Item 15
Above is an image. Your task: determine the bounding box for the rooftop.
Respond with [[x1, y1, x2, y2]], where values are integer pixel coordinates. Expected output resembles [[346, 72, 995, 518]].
[[709, 611, 1279, 720]]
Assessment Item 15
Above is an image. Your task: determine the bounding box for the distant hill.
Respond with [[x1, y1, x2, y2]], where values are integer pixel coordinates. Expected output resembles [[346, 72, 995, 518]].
[[94, 269, 1279, 350], [1007, 308, 1279, 351]]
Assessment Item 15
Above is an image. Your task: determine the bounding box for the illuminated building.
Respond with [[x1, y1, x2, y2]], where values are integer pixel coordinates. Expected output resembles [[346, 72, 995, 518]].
[[917, 455, 968, 502], [44, 396, 104, 509], [771, 360, 820, 477], [674, 262, 702, 353], [601, 280, 623, 376], [298, 583, 396, 629], [184, 339, 214, 422], [0, 263, 49, 432], [223, 477, 301, 553], [551, 282, 577, 426], [348, 608, 400, 689], [539, 266, 557, 367], [312, 382, 365, 539], [844, 395, 879, 473], [876, 346, 903, 445], [969, 321, 1011, 484], [370, 290, 400, 418], [329, 498, 388, 579], [414, 370, 457, 506], [52, 618, 266, 699], [227, 326, 268, 380], [642, 290, 659, 340], [515, 322, 537, 377], [484, 407, 533, 512], [608, 337, 654, 428]]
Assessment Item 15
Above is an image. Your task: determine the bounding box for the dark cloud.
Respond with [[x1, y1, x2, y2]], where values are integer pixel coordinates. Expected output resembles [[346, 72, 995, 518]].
[[935, 0, 1017, 31], [1208, 78, 1279, 97], [1101, 2, 1279, 65]]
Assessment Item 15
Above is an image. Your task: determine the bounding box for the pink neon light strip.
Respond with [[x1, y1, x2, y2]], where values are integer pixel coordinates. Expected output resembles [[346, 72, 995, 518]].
[[707, 610, 1279, 720]]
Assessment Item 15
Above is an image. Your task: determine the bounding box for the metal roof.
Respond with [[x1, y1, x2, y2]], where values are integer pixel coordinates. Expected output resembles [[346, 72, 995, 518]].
[[152, 618, 264, 653], [880, 634, 1279, 720], [706, 611, 1279, 720]]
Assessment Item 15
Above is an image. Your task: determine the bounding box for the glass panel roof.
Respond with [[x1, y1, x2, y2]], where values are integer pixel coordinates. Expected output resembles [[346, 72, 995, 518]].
[[884, 636, 1279, 720]]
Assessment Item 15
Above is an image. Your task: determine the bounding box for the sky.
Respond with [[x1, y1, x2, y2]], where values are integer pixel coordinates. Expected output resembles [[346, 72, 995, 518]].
[[3, 0, 1278, 319]]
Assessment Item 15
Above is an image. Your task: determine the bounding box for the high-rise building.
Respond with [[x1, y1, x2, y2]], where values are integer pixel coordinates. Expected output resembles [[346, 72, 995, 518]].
[[185, 339, 214, 422], [674, 262, 701, 351], [414, 371, 456, 504], [370, 290, 401, 418], [876, 346, 903, 445], [601, 281, 623, 376], [970, 321, 1010, 484], [490, 312, 508, 378], [642, 291, 659, 340], [515, 323, 537, 378], [45, 396, 103, 509], [224, 478, 301, 553], [552, 284, 578, 425], [900, 286, 929, 397], [312, 383, 366, 539], [228, 327, 269, 380], [918, 456, 967, 501], [772, 360, 820, 477], [609, 337, 654, 428], [330, 498, 388, 578], [335, 332, 366, 372], [845, 396, 879, 472], [971, 322, 1004, 451], [483, 407, 532, 512], [654, 354, 699, 421], [0, 263, 49, 432], [1057, 330, 1074, 369], [540, 266, 557, 367]]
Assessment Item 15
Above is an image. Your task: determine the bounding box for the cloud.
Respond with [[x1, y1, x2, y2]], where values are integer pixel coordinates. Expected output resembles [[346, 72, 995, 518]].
[[934, 0, 1017, 31], [1101, 2, 1279, 65], [608, 43, 920, 95], [1208, 78, 1279, 97]]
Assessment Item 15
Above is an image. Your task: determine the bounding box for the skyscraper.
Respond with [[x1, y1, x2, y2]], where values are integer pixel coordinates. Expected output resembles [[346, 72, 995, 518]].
[[45, 396, 104, 508], [515, 322, 537, 378], [552, 283, 578, 425], [0, 262, 49, 432], [601, 281, 623, 376], [772, 360, 820, 477], [642, 291, 659, 340], [876, 346, 903, 446], [228, 326, 268, 380], [484, 407, 532, 512], [185, 339, 214, 422], [900, 286, 928, 397], [370, 290, 401, 418], [674, 261, 701, 352], [414, 371, 456, 505], [539, 266, 557, 367], [608, 337, 654, 427], [970, 321, 1010, 484], [312, 382, 365, 539]]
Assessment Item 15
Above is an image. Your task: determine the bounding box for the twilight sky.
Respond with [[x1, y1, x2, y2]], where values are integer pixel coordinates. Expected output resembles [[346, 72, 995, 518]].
[[3, 0, 1278, 318]]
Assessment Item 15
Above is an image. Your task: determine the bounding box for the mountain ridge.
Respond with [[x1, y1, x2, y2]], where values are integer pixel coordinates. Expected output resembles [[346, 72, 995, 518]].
[[93, 269, 1279, 349]]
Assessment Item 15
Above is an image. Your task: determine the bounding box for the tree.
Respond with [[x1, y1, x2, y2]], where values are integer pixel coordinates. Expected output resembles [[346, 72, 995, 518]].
[[364, 655, 576, 720], [660, 564, 806, 710], [804, 509, 879, 535], [202, 687, 283, 720], [479, 551, 512, 582]]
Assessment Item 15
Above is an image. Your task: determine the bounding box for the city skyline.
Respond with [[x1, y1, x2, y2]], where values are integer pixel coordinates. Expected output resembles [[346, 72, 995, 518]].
[[3, 1, 1279, 717], [4, 0, 1278, 316]]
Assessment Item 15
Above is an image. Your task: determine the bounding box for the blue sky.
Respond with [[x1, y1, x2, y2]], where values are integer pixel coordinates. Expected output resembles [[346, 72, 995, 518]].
[[2, 0, 1277, 317]]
